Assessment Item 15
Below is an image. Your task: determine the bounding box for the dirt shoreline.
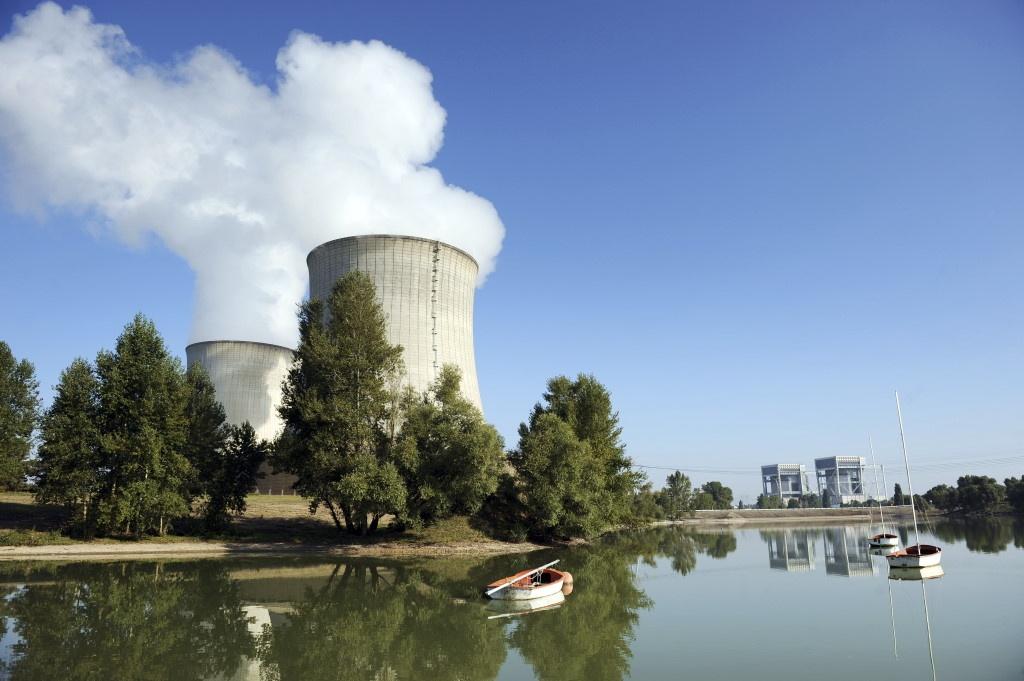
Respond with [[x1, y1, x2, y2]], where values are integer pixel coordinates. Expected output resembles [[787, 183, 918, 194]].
[[0, 538, 546, 561], [0, 506, 923, 561]]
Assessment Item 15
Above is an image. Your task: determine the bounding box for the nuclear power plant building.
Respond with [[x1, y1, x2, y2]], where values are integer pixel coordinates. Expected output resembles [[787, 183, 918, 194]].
[[185, 340, 295, 493], [307, 235, 483, 410]]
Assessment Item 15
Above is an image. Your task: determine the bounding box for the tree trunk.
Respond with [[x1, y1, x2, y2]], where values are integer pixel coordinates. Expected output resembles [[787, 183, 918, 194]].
[[341, 505, 355, 534], [324, 501, 344, 531], [369, 513, 380, 533]]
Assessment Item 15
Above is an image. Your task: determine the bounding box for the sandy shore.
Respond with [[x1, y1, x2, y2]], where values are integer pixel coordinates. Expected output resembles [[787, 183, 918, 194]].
[[0, 538, 545, 562]]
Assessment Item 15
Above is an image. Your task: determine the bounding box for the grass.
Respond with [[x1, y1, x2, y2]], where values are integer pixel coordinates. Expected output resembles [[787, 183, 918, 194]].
[[0, 492, 514, 551]]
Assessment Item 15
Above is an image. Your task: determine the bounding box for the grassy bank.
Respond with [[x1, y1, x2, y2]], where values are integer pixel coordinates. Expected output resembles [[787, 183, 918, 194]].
[[0, 492, 541, 560]]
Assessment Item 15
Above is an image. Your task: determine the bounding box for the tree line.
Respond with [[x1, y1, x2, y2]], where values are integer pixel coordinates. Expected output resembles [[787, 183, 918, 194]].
[[0, 272, 648, 541]]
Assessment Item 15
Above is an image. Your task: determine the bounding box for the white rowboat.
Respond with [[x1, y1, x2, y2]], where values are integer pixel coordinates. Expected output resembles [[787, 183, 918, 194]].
[[484, 561, 571, 601]]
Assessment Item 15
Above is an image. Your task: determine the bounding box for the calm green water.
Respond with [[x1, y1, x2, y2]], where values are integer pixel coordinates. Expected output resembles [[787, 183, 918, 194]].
[[1, 518, 1022, 680]]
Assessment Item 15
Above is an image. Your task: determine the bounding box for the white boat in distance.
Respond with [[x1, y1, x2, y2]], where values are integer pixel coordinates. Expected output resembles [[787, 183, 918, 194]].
[[867, 437, 900, 550], [484, 560, 572, 601], [886, 391, 942, 569]]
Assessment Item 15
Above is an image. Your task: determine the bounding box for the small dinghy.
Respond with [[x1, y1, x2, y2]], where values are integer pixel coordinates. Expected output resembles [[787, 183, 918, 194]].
[[885, 391, 943, 570], [886, 544, 942, 568], [484, 560, 571, 601], [868, 533, 900, 549]]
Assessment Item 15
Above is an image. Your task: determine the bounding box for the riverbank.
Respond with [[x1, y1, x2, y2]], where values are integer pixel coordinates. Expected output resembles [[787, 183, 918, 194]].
[[1, 491, 923, 561], [659, 505, 920, 526]]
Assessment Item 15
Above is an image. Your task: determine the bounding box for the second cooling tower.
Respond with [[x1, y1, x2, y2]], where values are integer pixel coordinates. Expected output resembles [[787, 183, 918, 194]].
[[307, 235, 482, 410]]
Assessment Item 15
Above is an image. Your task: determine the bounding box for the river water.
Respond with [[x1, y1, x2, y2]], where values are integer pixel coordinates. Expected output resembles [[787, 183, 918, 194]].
[[0, 518, 1022, 680]]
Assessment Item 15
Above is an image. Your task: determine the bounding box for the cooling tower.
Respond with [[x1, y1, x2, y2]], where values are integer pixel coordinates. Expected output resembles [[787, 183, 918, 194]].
[[185, 340, 296, 493], [307, 235, 482, 410]]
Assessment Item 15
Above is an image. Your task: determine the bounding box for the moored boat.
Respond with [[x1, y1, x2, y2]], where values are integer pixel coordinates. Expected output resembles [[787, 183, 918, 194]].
[[486, 591, 565, 618], [885, 391, 942, 569], [484, 560, 571, 601], [866, 437, 900, 550], [886, 544, 942, 568]]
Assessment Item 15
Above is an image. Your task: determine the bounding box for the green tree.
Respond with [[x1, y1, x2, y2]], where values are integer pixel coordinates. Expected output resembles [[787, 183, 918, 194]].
[[787, 497, 800, 509], [954, 475, 1005, 515], [276, 271, 406, 535], [509, 374, 642, 539], [34, 359, 102, 536], [892, 483, 905, 506], [657, 470, 693, 519], [203, 423, 268, 530], [0, 341, 39, 489], [799, 493, 820, 508], [699, 481, 733, 510], [631, 482, 664, 523], [756, 493, 784, 509], [94, 314, 191, 536], [1005, 476, 1024, 514], [183, 364, 228, 497], [394, 365, 505, 526], [924, 483, 958, 512]]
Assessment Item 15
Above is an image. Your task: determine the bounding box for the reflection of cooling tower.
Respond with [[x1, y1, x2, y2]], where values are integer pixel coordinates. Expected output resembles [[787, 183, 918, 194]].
[[307, 235, 482, 410], [185, 340, 295, 493]]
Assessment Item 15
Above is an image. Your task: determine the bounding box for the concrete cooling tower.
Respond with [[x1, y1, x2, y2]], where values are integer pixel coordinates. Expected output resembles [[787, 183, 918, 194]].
[[307, 235, 482, 411], [185, 340, 295, 493]]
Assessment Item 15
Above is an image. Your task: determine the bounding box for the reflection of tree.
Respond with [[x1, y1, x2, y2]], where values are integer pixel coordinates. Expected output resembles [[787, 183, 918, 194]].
[[510, 540, 651, 681], [258, 561, 506, 681], [931, 516, 1021, 554], [691, 532, 737, 559], [0, 562, 253, 681]]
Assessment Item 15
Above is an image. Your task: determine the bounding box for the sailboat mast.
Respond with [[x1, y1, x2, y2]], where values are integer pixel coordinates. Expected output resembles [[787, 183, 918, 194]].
[[895, 390, 921, 547], [869, 437, 886, 532]]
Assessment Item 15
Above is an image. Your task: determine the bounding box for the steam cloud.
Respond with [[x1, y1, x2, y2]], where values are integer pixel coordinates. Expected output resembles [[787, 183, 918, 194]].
[[0, 3, 505, 348]]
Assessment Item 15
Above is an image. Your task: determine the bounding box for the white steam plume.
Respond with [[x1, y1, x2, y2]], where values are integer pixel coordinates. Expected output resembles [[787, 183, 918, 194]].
[[0, 3, 504, 348]]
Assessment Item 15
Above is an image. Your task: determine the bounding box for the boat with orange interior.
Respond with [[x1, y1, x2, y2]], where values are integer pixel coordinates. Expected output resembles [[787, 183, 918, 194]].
[[484, 560, 573, 601]]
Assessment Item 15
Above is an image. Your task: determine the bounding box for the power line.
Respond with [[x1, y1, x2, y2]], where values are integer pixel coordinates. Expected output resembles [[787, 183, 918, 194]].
[[633, 452, 1024, 476]]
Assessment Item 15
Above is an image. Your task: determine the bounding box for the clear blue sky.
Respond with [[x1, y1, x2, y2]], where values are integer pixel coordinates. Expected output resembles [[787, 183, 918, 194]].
[[2, 0, 1023, 500]]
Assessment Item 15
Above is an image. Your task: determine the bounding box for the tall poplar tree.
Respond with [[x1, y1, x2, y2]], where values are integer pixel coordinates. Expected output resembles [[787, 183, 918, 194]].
[[35, 358, 102, 535], [95, 314, 190, 536], [0, 340, 39, 489], [276, 271, 406, 535]]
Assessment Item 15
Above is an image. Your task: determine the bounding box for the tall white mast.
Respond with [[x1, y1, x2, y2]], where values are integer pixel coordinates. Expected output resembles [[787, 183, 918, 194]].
[[869, 436, 886, 533], [895, 390, 921, 548]]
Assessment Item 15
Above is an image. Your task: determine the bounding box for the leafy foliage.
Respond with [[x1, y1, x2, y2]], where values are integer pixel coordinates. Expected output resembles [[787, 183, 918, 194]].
[[202, 423, 269, 529], [1006, 476, 1024, 515], [34, 359, 102, 536], [756, 493, 784, 509], [507, 374, 642, 540], [394, 365, 505, 527], [93, 315, 191, 536], [275, 271, 406, 534], [892, 482, 904, 506], [657, 470, 694, 519], [0, 341, 39, 490], [694, 481, 733, 510]]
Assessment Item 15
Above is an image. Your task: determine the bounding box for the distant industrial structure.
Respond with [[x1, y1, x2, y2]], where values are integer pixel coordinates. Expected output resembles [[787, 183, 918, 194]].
[[814, 456, 867, 506], [760, 464, 809, 504], [307, 235, 482, 410], [185, 340, 295, 494]]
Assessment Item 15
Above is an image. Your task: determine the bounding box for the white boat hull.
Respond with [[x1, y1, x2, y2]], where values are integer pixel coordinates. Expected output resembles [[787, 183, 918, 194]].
[[868, 534, 900, 548], [886, 545, 942, 568], [488, 578, 565, 601]]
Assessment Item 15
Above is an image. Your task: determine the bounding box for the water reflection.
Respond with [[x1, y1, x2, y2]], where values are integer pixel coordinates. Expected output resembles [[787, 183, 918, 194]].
[[762, 529, 816, 572], [0, 562, 254, 681], [823, 527, 874, 576], [929, 516, 1024, 554]]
